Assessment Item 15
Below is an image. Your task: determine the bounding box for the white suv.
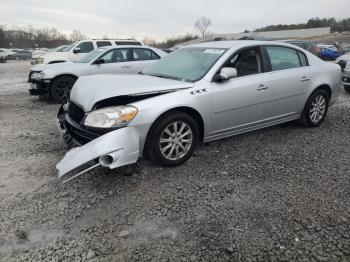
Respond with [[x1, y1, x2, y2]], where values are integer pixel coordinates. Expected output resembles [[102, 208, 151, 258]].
[[31, 39, 143, 65]]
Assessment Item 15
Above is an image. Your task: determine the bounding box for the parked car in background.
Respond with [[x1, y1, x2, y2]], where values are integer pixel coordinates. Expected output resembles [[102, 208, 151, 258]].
[[335, 53, 350, 93], [32, 48, 49, 56], [317, 43, 338, 51], [340, 44, 350, 55], [286, 40, 320, 57], [31, 39, 144, 65], [29, 46, 166, 103], [55, 40, 342, 183], [13, 50, 32, 60], [31, 45, 68, 65], [0, 49, 6, 62], [0, 48, 15, 59], [318, 46, 340, 61]]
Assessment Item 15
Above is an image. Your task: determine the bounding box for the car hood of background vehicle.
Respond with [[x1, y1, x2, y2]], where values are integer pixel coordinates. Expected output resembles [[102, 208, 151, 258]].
[[31, 61, 74, 72], [71, 74, 195, 111], [41, 51, 70, 62]]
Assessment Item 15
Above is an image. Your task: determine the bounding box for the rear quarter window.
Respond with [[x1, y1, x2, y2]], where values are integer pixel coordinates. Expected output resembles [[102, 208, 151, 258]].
[[97, 41, 112, 47], [115, 41, 142, 46]]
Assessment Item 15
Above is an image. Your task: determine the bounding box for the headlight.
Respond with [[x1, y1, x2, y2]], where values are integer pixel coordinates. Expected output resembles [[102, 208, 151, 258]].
[[31, 72, 45, 80], [36, 57, 44, 64], [84, 106, 138, 129]]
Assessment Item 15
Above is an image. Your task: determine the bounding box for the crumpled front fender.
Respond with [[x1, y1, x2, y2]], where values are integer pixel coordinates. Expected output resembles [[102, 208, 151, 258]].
[[56, 127, 139, 183]]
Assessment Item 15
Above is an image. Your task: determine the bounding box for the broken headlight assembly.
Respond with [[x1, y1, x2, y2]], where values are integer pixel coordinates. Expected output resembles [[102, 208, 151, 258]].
[[84, 106, 138, 129], [31, 72, 45, 80]]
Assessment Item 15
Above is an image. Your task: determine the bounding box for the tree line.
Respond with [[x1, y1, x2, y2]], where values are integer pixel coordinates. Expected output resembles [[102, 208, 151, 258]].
[[255, 17, 350, 33], [0, 25, 87, 48]]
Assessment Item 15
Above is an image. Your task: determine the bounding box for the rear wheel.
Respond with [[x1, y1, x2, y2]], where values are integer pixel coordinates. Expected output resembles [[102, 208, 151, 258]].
[[344, 85, 350, 93], [146, 112, 199, 166], [50, 76, 76, 103], [300, 89, 329, 127]]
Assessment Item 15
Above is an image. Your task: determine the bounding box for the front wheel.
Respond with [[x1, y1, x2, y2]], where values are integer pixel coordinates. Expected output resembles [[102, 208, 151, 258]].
[[50, 76, 76, 103], [344, 85, 350, 93], [300, 89, 329, 127], [146, 112, 199, 167]]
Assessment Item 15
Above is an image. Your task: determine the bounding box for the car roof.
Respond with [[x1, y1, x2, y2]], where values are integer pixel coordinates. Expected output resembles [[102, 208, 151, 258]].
[[96, 45, 154, 51], [187, 40, 299, 49]]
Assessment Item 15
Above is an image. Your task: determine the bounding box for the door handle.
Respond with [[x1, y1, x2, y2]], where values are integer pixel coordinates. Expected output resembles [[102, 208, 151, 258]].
[[301, 76, 310, 82], [257, 84, 269, 91], [121, 65, 130, 69]]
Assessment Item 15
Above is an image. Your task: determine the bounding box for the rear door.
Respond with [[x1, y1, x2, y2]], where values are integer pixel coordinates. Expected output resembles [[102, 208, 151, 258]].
[[263, 46, 314, 119], [131, 48, 161, 73], [90, 48, 133, 75]]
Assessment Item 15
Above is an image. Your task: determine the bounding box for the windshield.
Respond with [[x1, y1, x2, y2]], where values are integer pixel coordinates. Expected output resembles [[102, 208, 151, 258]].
[[142, 47, 227, 82], [75, 49, 106, 63], [62, 43, 76, 52]]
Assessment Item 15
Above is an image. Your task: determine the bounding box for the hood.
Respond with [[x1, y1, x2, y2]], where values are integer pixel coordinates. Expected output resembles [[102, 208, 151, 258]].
[[41, 51, 70, 62], [71, 74, 195, 111], [31, 61, 74, 72]]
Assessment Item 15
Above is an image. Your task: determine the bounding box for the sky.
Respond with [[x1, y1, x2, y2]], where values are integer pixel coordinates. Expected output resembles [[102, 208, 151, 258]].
[[0, 0, 349, 41]]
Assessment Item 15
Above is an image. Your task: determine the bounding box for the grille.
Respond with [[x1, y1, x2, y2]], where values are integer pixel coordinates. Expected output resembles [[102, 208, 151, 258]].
[[338, 60, 347, 72], [68, 102, 85, 123]]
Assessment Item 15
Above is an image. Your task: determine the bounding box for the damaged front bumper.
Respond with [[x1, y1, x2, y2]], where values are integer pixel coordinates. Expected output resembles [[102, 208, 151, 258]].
[[56, 113, 140, 183], [28, 71, 51, 96]]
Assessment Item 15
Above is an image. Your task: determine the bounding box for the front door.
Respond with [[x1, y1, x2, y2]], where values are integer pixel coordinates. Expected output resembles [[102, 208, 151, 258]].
[[209, 47, 273, 138], [91, 48, 133, 75]]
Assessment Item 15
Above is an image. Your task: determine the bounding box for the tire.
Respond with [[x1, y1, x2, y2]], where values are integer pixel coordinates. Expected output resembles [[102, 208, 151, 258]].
[[344, 85, 350, 93], [50, 76, 76, 103], [146, 112, 199, 167], [300, 89, 329, 127]]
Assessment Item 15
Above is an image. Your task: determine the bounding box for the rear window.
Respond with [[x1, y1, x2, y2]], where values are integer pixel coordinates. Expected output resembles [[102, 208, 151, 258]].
[[115, 41, 142, 46]]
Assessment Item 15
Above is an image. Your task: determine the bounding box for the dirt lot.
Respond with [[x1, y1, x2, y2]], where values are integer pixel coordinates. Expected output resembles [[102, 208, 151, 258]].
[[0, 61, 349, 261]]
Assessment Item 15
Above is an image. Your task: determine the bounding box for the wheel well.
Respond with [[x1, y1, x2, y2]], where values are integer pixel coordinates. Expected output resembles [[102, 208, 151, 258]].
[[315, 84, 332, 100], [144, 107, 205, 154], [51, 74, 78, 84]]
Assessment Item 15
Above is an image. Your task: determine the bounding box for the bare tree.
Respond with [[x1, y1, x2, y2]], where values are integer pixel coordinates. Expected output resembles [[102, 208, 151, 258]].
[[194, 17, 212, 37], [70, 30, 87, 42]]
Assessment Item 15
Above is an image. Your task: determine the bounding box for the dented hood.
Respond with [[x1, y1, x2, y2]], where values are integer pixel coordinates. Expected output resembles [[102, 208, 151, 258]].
[[70, 74, 194, 111]]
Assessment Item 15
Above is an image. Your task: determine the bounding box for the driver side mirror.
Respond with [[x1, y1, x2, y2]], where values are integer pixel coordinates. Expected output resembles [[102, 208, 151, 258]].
[[218, 67, 237, 81], [73, 47, 81, 54], [94, 58, 105, 65]]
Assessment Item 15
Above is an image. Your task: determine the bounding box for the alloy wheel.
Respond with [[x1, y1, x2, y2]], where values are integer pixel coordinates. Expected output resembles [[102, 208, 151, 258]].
[[159, 121, 193, 161], [309, 95, 326, 123], [56, 79, 73, 100]]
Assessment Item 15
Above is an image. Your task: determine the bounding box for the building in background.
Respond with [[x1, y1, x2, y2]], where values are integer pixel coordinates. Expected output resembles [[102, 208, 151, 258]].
[[175, 27, 331, 47]]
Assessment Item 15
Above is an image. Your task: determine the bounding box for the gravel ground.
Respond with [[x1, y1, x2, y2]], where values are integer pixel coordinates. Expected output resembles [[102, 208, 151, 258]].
[[0, 61, 349, 262]]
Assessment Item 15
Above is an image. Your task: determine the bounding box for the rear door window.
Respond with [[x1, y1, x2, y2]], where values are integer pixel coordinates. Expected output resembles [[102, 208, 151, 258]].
[[97, 41, 112, 47], [132, 49, 160, 61], [99, 48, 132, 63], [266, 46, 301, 71]]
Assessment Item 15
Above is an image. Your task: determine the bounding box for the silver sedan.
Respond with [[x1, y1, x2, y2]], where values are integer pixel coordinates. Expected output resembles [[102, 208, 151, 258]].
[[57, 40, 342, 183]]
